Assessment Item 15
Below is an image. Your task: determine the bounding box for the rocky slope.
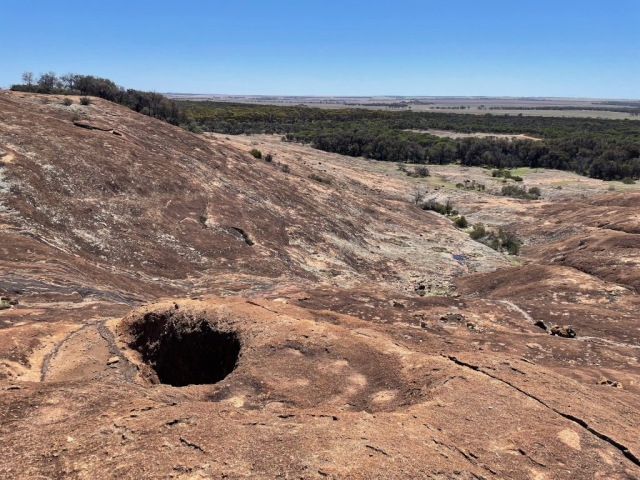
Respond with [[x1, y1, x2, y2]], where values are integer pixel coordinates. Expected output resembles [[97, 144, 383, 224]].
[[1, 91, 639, 479]]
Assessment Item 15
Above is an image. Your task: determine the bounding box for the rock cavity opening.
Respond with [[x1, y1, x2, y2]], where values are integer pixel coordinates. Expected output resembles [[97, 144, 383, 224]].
[[129, 314, 241, 387]]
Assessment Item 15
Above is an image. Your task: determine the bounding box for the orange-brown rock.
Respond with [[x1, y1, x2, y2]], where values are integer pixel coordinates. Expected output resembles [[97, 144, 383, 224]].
[[1, 91, 639, 478]]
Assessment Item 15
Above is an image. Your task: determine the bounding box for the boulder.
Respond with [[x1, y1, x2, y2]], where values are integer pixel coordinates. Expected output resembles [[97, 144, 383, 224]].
[[550, 325, 576, 338]]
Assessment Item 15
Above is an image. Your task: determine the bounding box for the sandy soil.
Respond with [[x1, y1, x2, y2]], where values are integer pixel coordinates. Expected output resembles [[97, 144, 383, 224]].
[[407, 128, 542, 140]]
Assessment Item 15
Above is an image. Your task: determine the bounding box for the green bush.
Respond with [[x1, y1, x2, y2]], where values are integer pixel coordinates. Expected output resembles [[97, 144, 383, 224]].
[[281, 164, 290, 173], [501, 184, 540, 199], [622, 177, 636, 184], [492, 169, 522, 182], [264, 153, 273, 162], [79, 96, 91, 105], [408, 166, 430, 178], [61, 97, 73, 106], [454, 216, 468, 228], [308, 173, 331, 184], [469, 223, 486, 239], [0, 296, 14, 310], [468, 224, 520, 255], [183, 121, 204, 134], [249, 148, 262, 159], [422, 199, 454, 216]]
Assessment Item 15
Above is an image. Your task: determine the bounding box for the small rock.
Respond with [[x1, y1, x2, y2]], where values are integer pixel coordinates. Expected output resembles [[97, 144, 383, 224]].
[[550, 325, 576, 338], [466, 322, 483, 332], [598, 377, 623, 389], [107, 356, 120, 365], [440, 312, 465, 323]]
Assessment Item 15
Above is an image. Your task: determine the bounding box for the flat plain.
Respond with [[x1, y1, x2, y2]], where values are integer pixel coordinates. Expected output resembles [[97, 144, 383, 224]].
[[168, 93, 640, 120]]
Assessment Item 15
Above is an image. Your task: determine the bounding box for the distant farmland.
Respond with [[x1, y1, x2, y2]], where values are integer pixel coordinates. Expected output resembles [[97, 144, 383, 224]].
[[168, 93, 640, 120]]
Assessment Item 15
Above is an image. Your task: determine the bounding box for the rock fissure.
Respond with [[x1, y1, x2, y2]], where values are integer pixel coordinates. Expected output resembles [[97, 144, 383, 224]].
[[444, 355, 640, 468]]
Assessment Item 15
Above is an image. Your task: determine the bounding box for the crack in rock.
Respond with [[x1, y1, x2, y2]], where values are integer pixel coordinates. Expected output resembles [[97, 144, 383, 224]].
[[443, 355, 640, 468]]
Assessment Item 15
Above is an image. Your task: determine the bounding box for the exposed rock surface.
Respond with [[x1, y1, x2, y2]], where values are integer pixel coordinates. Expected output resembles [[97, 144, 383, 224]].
[[1, 91, 639, 478]]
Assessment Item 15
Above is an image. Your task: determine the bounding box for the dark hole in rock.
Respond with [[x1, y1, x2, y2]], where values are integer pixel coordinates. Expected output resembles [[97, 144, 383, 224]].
[[130, 314, 241, 387]]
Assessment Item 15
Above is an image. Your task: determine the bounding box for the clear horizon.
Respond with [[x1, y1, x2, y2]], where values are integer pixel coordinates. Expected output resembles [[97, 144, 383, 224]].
[[2, 0, 639, 99]]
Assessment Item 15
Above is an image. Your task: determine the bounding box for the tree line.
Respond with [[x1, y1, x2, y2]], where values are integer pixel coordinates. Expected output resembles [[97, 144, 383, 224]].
[[11, 72, 186, 126], [180, 101, 640, 139], [181, 101, 640, 181]]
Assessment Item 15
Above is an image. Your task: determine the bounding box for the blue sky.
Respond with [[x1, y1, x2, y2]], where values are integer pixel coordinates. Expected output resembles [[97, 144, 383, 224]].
[[2, 0, 638, 98]]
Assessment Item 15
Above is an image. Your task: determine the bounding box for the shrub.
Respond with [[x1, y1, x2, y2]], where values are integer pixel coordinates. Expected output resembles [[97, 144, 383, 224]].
[[182, 121, 204, 134], [492, 169, 513, 179], [281, 164, 290, 173], [61, 98, 73, 106], [308, 173, 331, 184], [264, 153, 273, 162], [412, 188, 424, 205], [501, 184, 540, 199], [454, 216, 468, 228], [621, 177, 636, 184], [468, 224, 521, 255], [492, 169, 522, 181], [608, 184, 616, 191], [469, 223, 486, 239], [249, 148, 262, 159], [408, 166, 430, 178], [79, 96, 91, 105], [422, 198, 454, 216], [495, 228, 521, 255]]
